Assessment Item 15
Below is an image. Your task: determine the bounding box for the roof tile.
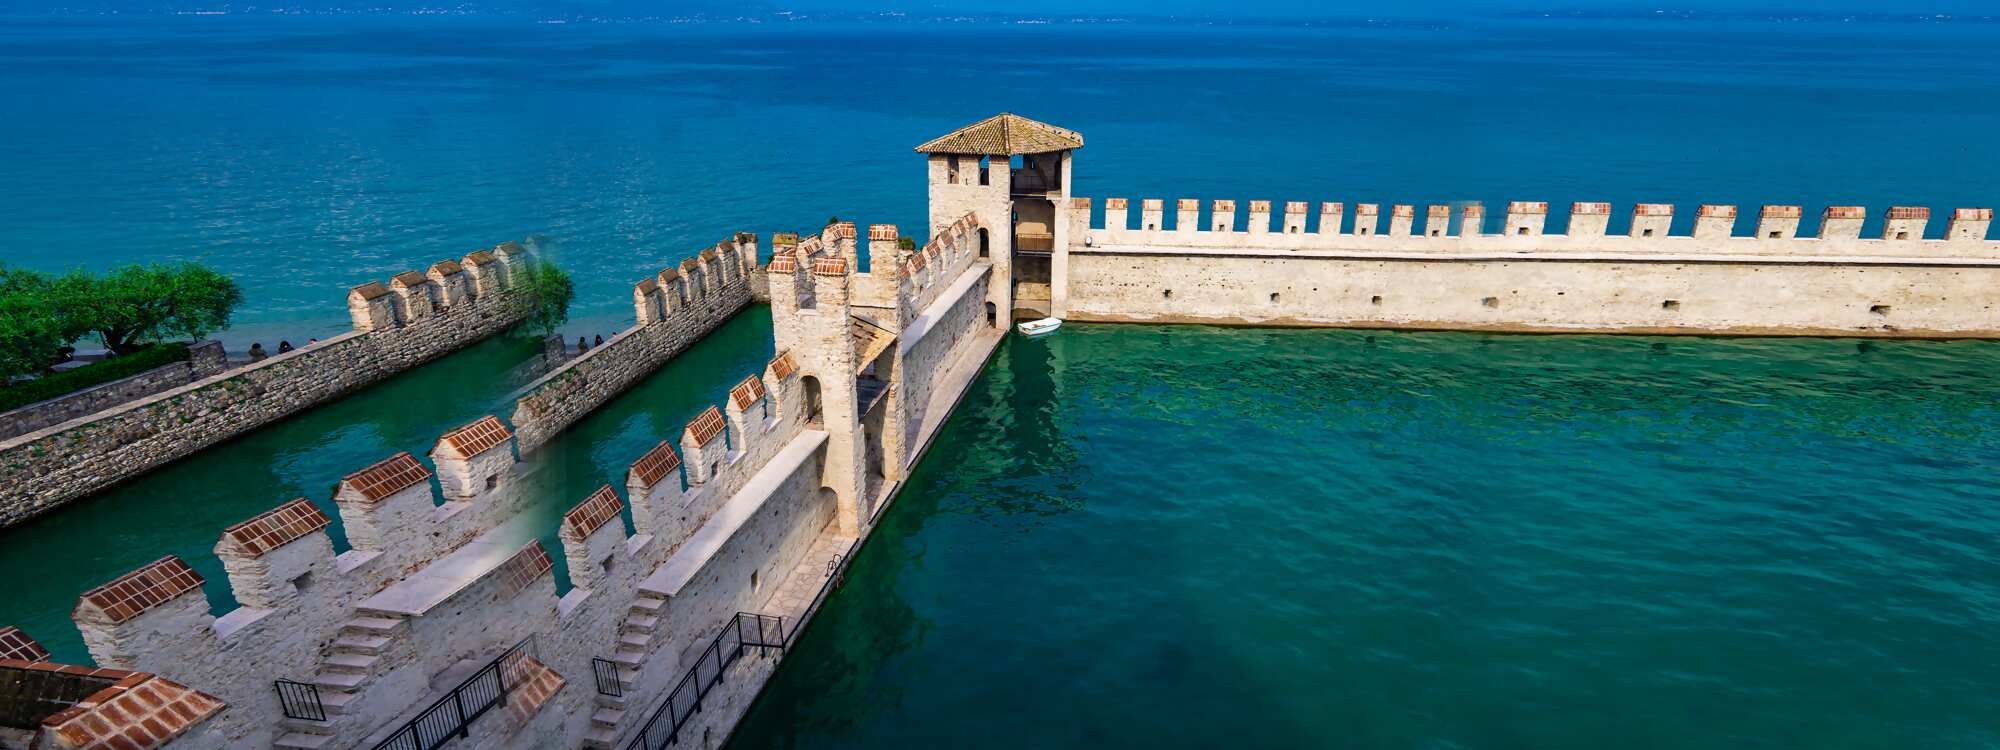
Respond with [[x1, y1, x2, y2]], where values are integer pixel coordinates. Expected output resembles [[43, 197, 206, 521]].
[[628, 440, 683, 487], [729, 375, 767, 410], [684, 406, 726, 447], [219, 499, 331, 558], [391, 271, 430, 288], [37, 672, 223, 750], [349, 282, 390, 301], [341, 453, 432, 503], [768, 352, 798, 380], [561, 486, 624, 542], [438, 416, 512, 460], [494, 541, 552, 596], [913, 113, 1083, 155], [428, 260, 463, 277], [76, 558, 203, 625], [0, 626, 48, 662]]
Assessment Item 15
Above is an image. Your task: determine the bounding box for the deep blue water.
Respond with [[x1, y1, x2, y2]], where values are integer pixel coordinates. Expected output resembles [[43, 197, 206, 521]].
[[5, 15, 2000, 347]]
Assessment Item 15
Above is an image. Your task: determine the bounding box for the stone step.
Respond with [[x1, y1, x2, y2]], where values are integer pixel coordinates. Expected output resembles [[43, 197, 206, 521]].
[[332, 633, 391, 654], [324, 653, 376, 674], [631, 597, 666, 614], [591, 706, 624, 728], [319, 691, 357, 716], [622, 615, 658, 634], [279, 716, 335, 736], [618, 667, 640, 690], [611, 650, 643, 667], [274, 732, 334, 750], [343, 616, 404, 634], [313, 671, 366, 691], [582, 726, 619, 750], [618, 632, 649, 649]]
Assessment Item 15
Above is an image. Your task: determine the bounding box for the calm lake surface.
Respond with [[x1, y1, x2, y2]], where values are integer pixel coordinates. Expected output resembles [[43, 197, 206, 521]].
[[0, 12, 1997, 748]]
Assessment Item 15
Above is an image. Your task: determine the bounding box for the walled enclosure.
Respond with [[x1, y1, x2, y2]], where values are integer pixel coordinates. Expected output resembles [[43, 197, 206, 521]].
[[509, 234, 757, 453], [0, 242, 543, 528], [1058, 202, 2000, 336], [0, 341, 228, 442]]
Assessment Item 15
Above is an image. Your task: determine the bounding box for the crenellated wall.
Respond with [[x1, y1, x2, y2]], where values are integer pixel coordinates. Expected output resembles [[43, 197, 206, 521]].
[[509, 234, 758, 453], [1059, 199, 2000, 336], [0, 241, 545, 528]]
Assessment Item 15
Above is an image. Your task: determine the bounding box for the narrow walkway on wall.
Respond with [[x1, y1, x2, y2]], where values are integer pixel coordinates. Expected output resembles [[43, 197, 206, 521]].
[[0, 307, 776, 664]]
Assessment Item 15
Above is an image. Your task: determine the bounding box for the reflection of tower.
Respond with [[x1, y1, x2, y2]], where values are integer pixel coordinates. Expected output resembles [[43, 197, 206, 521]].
[[768, 237, 870, 536], [915, 113, 1082, 321]]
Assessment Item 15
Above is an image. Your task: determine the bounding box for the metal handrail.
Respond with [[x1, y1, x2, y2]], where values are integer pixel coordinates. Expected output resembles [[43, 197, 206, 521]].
[[786, 541, 859, 649], [592, 656, 624, 698], [371, 636, 537, 750], [275, 679, 325, 722], [623, 612, 784, 750]]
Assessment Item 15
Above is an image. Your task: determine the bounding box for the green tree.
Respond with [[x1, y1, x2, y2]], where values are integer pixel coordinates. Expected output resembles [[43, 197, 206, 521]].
[[515, 259, 574, 337], [0, 266, 64, 379], [54, 263, 244, 354]]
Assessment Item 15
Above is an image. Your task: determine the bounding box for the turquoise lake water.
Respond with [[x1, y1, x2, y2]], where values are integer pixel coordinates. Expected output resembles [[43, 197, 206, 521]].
[[735, 325, 2000, 748], [0, 11, 1998, 747]]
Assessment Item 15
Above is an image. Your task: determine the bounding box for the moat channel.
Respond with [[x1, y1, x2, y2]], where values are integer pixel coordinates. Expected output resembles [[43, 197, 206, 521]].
[[732, 324, 2000, 749]]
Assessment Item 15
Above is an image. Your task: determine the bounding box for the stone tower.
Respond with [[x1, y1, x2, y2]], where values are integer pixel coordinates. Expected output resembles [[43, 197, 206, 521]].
[[915, 113, 1083, 320]]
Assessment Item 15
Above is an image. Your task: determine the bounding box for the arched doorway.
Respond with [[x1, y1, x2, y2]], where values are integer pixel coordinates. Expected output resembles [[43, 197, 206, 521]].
[[985, 302, 997, 327], [801, 375, 823, 423], [978, 228, 990, 258]]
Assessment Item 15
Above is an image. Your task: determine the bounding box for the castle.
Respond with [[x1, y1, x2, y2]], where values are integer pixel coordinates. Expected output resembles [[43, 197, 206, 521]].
[[3, 113, 1998, 750]]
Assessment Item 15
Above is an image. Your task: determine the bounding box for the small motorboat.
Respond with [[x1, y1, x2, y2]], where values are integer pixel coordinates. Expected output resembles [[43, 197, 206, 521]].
[[1017, 317, 1063, 336]]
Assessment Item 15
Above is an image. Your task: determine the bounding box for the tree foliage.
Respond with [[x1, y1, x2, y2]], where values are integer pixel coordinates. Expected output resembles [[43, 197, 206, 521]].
[[0, 262, 243, 379], [515, 259, 574, 337], [0, 266, 65, 379]]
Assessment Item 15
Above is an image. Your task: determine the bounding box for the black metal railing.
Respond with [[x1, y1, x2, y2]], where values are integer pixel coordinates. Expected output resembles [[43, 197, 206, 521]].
[[623, 613, 784, 750], [371, 636, 537, 750], [275, 679, 326, 722], [592, 656, 624, 698]]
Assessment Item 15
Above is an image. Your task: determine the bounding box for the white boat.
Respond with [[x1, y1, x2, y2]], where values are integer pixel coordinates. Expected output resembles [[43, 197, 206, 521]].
[[1017, 317, 1063, 336]]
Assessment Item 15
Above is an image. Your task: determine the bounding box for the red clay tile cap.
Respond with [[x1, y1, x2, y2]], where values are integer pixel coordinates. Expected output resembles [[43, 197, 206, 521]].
[[1462, 204, 1485, 216], [1284, 201, 1308, 214], [220, 499, 331, 559], [1761, 205, 1802, 218], [768, 254, 797, 273], [812, 256, 848, 277], [769, 352, 798, 380], [833, 221, 857, 238], [350, 282, 390, 301], [342, 452, 432, 503], [1572, 202, 1611, 215], [1698, 204, 1737, 218], [76, 557, 204, 625], [439, 416, 512, 460], [1213, 199, 1235, 211], [911, 251, 929, 271], [40, 673, 225, 749], [1634, 203, 1674, 216], [679, 257, 701, 273], [1320, 202, 1344, 214], [699, 248, 719, 262], [0, 627, 49, 662], [868, 224, 898, 241], [463, 250, 497, 266], [501, 656, 565, 722], [1954, 208, 1993, 221], [495, 541, 552, 596], [561, 485, 624, 542], [684, 406, 726, 447], [1177, 199, 1199, 210], [1105, 198, 1128, 209], [628, 440, 682, 487], [1823, 206, 1865, 219], [1355, 203, 1380, 215], [1508, 201, 1548, 214], [730, 375, 767, 410], [494, 241, 526, 256], [428, 260, 463, 277], [635, 278, 659, 294], [391, 271, 430, 288], [1428, 205, 1452, 217], [1392, 204, 1415, 217], [1141, 199, 1163, 210], [1887, 206, 1930, 219], [1070, 197, 1091, 208], [658, 268, 681, 282], [1248, 200, 1271, 212]]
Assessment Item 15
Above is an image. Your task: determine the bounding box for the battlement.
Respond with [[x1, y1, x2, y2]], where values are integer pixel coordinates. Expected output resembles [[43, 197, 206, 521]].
[[1070, 198, 2000, 258], [347, 241, 528, 333]]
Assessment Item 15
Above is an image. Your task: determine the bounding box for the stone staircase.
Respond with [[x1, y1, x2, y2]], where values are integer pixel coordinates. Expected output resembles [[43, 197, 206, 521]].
[[272, 613, 409, 750], [582, 592, 667, 749]]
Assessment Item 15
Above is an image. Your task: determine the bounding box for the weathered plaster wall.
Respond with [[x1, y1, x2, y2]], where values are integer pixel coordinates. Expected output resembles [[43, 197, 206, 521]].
[[897, 264, 991, 470], [1063, 201, 2000, 336], [510, 235, 757, 453], [0, 244, 540, 528], [0, 341, 228, 441]]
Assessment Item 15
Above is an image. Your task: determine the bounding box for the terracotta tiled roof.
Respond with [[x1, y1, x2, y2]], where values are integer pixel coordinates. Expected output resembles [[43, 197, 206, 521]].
[[562, 486, 624, 542], [1248, 200, 1271, 212], [1955, 208, 1993, 221], [812, 257, 848, 277], [700, 248, 718, 262], [772, 232, 799, 247], [1105, 198, 1128, 210], [350, 282, 390, 301], [463, 250, 497, 266], [0, 627, 48, 662], [1177, 199, 1198, 210], [658, 268, 680, 282], [915, 113, 1083, 155], [438, 416, 512, 460], [75, 557, 203, 625], [429, 260, 463, 276], [1070, 197, 1091, 209], [501, 656, 565, 726], [1572, 202, 1611, 215], [494, 241, 526, 256], [729, 375, 767, 410], [36, 670, 224, 749], [1462, 204, 1485, 216], [1355, 204, 1379, 215], [495, 541, 552, 596], [768, 254, 797, 273], [220, 499, 331, 559], [1508, 201, 1548, 214], [628, 440, 682, 487], [1428, 205, 1452, 218], [1823, 206, 1865, 219], [868, 224, 897, 241], [1285, 201, 1308, 214], [831, 222, 856, 239], [635, 278, 658, 294], [679, 257, 701, 273], [1698, 204, 1737, 218], [1392, 204, 1415, 217], [342, 452, 432, 503], [391, 271, 430, 288], [1762, 205, 1802, 218], [1887, 206, 1930, 219], [768, 352, 797, 380], [684, 406, 726, 447], [1634, 203, 1674, 216], [1321, 203, 1344, 214]]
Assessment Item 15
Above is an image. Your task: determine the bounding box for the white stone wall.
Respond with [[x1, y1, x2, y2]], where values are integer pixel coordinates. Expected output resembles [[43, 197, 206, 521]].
[[897, 265, 992, 470]]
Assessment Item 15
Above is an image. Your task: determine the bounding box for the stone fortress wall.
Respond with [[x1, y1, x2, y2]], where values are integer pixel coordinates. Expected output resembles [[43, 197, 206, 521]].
[[0, 340, 229, 442], [509, 235, 758, 453], [1057, 199, 2000, 336], [0, 242, 547, 528]]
